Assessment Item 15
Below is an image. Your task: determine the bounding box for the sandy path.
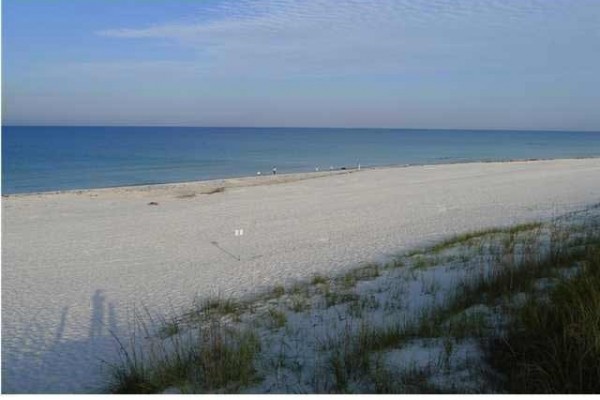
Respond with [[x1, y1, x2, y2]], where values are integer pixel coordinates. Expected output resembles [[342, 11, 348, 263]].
[[2, 158, 600, 393]]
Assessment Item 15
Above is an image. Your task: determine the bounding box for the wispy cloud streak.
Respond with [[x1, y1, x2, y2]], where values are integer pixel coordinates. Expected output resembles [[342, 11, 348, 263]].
[[5, 0, 600, 128], [97, 0, 599, 77]]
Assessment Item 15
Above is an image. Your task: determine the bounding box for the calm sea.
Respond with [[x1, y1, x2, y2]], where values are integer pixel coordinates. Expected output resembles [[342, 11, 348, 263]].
[[2, 126, 599, 194]]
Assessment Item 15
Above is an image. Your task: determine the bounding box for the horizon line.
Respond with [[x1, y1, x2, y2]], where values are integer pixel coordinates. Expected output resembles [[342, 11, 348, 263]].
[[3, 124, 600, 133]]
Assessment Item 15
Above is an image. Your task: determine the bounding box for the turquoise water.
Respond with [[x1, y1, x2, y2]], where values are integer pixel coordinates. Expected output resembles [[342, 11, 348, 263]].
[[2, 126, 599, 194]]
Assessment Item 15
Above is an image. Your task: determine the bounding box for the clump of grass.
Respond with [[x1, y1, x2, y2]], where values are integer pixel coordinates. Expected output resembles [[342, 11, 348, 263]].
[[429, 222, 542, 253], [340, 264, 381, 288], [111, 321, 261, 394], [271, 285, 285, 298], [290, 283, 309, 297], [369, 357, 398, 393], [369, 361, 438, 394], [111, 367, 158, 394], [288, 295, 310, 312], [326, 321, 418, 392], [158, 319, 181, 339], [186, 297, 244, 322], [341, 274, 357, 289], [412, 255, 436, 269], [267, 308, 288, 329], [329, 348, 351, 393], [442, 309, 489, 339], [349, 295, 381, 317], [328, 215, 599, 391], [350, 215, 597, 393], [455, 225, 581, 309], [202, 298, 240, 314], [193, 324, 261, 392], [442, 336, 454, 369], [420, 275, 441, 296], [327, 322, 373, 392], [488, 245, 600, 393], [311, 273, 328, 285], [324, 290, 359, 308], [351, 264, 381, 280], [388, 258, 405, 269]]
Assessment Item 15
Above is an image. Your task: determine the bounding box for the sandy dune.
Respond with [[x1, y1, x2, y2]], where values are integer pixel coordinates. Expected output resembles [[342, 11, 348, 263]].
[[2, 158, 600, 393]]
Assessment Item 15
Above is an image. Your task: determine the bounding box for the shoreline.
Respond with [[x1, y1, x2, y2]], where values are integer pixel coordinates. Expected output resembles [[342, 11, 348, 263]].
[[4, 155, 599, 198]]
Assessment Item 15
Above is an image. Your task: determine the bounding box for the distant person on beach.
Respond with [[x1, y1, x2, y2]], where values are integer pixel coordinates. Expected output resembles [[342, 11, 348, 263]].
[[315, 166, 320, 172], [272, 167, 277, 175]]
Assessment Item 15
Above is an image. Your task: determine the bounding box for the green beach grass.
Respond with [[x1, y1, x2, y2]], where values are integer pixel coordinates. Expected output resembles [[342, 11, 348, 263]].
[[108, 205, 600, 394]]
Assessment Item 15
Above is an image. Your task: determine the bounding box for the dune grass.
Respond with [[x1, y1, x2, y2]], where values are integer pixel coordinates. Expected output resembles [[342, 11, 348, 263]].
[[111, 320, 261, 394], [428, 222, 543, 254], [108, 207, 600, 394], [488, 244, 600, 393], [313, 212, 599, 393]]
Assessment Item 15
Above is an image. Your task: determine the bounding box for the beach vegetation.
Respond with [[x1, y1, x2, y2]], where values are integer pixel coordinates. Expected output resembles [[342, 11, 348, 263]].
[[266, 308, 288, 329], [271, 284, 285, 298], [158, 319, 181, 339], [487, 245, 600, 393], [412, 255, 436, 269], [111, 320, 261, 394], [311, 273, 328, 285], [109, 207, 600, 394], [186, 297, 245, 322], [290, 282, 309, 297], [428, 222, 542, 254], [288, 294, 311, 312]]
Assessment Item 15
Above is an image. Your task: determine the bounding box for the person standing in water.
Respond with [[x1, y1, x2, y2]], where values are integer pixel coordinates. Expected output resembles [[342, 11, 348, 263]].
[[272, 166, 277, 175]]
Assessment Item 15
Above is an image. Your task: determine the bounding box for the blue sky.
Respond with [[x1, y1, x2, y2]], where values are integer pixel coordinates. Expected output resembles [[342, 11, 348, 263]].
[[3, 0, 600, 130]]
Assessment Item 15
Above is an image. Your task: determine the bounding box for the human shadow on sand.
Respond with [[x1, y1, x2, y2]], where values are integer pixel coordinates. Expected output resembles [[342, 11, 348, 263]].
[[2, 289, 123, 394]]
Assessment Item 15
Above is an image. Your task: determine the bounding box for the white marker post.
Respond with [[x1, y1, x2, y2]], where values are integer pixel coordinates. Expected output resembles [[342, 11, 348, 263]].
[[234, 228, 244, 261]]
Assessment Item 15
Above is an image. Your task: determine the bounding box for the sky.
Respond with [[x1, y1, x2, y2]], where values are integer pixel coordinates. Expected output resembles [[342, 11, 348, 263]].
[[2, 0, 600, 130]]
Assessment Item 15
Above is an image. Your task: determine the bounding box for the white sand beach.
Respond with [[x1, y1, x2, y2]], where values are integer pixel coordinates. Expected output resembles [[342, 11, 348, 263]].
[[2, 158, 600, 393]]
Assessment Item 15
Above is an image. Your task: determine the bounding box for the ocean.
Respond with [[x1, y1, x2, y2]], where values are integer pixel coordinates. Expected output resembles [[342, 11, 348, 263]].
[[2, 126, 599, 194]]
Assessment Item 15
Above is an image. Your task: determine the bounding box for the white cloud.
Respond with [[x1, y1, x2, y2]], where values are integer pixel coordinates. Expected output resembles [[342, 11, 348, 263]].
[[8, 0, 599, 128], [96, 0, 598, 78]]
